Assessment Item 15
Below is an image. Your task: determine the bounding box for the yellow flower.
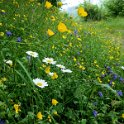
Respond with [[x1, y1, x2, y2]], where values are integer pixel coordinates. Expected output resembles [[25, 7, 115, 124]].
[[52, 45, 55, 49], [1, 10, 5, 13], [48, 115, 52, 122], [79, 65, 85, 70], [121, 113, 124, 118], [45, 1, 52, 9], [45, 66, 50, 74], [14, 104, 20, 113], [97, 77, 102, 83], [37, 112, 43, 120], [73, 57, 76, 62], [62, 35, 66, 39], [51, 72, 58, 80], [0, 32, 4, 37], [0, 23, 3, 26], [1, 77, 7, 82], [52, 99, 58, 106], [47, 29, 55, 36], [57, 2, 63, 7], [53, 110, 59, 116], [77, 7, 88, 17], [51, 16, 55, 21], [77, 38, 81, 41], [58, 22, 68, 33]]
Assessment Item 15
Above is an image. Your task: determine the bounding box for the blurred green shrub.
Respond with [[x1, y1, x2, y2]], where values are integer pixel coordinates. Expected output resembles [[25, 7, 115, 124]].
[[104, 0, 124, 17], [82, 1, 105, 21]]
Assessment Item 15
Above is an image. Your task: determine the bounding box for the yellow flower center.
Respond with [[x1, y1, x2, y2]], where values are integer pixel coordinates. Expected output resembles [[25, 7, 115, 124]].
[[30, 52, 34, 56], [37, 82, 43, 87], [47, 60, 52, 63]]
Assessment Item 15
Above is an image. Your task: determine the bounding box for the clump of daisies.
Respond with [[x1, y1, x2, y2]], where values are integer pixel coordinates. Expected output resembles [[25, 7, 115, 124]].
[[42, 57, 72, 73]]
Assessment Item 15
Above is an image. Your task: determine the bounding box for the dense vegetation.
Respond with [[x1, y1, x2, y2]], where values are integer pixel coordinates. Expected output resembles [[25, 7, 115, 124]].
[[0, 0, 124, 124]]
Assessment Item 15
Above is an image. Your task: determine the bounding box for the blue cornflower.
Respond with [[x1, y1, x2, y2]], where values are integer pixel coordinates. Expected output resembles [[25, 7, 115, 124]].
[[98, 91, 103, 97], [93, 110, 98, 117], [6, 31, 12, 37], [117, 91, 123, 96], [74, 29, 78, 36], [0, 119, 5, 124], [119, 77, 124, 82], [112, 74, 118, 80], [17, 37, 22, 42]]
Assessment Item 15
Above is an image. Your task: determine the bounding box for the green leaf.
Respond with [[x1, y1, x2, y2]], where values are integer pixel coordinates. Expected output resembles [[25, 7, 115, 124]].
[[80, 119, 87, 124]]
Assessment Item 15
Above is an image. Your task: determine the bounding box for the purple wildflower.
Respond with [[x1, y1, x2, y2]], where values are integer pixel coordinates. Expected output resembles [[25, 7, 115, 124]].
[[98, 91, 103, 97], [93, 110, 98, 117], [17, 37, 22, 42], [112, 74, 118, 80], [117, 91, 123, 96], [119, 77, 124, 82], [0, 119, 5, 124], [74, 30, 78, 36], [6, 31, 12, 37]]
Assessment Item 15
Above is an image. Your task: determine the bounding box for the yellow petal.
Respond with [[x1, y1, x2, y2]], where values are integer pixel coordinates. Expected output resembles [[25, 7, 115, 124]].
[[47, 29, 55, 36], [45, 1, 52, 9], [58, 22, 68, 33], [37, 112, 43, 120]]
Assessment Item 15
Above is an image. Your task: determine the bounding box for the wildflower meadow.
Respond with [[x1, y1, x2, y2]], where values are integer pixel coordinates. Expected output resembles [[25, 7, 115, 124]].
[[0, 0, 124, 124]]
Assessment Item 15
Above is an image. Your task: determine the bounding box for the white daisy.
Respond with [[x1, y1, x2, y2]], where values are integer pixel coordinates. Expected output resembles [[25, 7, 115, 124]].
[[56, 64, 65, 69], [42, 57, 56, 65], [121, 66, 124, 70], [33, 78, 48, 88], [48, 72, 54, 76], [4, 60, 13, 66], [61, 69, 72, 73], [26, 51, 38, 58]]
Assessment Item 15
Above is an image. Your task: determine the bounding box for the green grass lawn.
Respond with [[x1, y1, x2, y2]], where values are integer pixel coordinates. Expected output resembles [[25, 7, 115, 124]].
[[82, 17, 124, 60]]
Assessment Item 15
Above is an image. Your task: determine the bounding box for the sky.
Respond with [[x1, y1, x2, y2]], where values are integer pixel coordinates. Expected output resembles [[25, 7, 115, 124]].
[[61, 0, 101, 10]]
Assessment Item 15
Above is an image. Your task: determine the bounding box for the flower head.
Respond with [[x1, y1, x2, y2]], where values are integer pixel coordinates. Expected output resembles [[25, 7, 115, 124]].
[[0, 32, 4, 37], [51, 72, 58, 80], [37, 112, 43, 120], [33, 78, 48, 88], [42, 58, 56, 65], [58, 22, 68, 33], [26, 51, 38, 58], [52, 99, 58, 106], [61, 69, 72, 73], [122, 113, 124, 118], [45, 1, 52, 9], [93, 110, 98, 117], [121, 66, 124, 70], [57, 2, 63, 7], [117, 90, 123, 96], [0, 119, 5, 124], [56, 64, 65, 69], [6, 31, 12, 37], [51, 16, 56, 21], [45, 66, 51, 74], [1, 10, 6, 14], [98, 91, 103, 97], [47, 29, 55, 36], [17, 37, 22, 42], [14, 104, 21, 113], [77, 7, 88, 17], [4, 60, 13, 67]]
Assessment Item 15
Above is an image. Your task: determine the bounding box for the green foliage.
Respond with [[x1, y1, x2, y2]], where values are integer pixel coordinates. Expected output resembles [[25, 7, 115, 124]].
[[82, 1, 105, 21], [104, 0, 124, 17], [0, 0, 124, 123]]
